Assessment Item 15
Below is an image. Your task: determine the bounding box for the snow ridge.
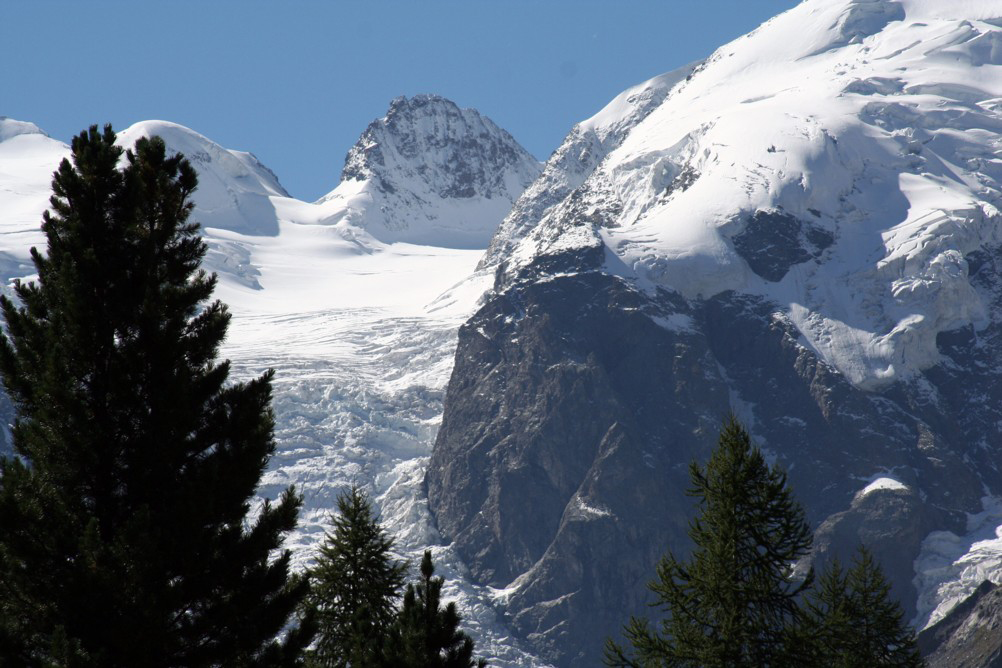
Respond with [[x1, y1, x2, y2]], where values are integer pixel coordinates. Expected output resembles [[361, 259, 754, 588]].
[[117, 121, 290, 236], [0, 117, 48, 143], [496, 0, 1002, 391], [480, 63, 699, 272]]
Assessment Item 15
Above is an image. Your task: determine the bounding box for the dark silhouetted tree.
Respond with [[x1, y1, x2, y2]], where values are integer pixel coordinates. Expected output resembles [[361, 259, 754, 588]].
[[304, 486, 406, 668], [384, 550, 487, 668], [801, 546, 923, 667], [0, 125, 311, 667]]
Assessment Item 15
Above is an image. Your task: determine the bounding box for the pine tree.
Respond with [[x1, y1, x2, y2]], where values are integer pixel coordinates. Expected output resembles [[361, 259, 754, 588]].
[[802, 546, 923, 667], [384, 551, 487, 668], [0, 125, 312, 667], [605, 416, 813, 668], [304, 485, 406, 668]]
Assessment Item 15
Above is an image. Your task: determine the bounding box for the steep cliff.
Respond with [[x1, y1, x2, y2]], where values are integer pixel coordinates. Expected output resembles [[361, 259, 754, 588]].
[[428, 0, 1002, 663]]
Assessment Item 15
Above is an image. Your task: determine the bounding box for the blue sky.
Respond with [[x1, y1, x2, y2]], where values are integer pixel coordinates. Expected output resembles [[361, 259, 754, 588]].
[[4, 1, 798, 201]]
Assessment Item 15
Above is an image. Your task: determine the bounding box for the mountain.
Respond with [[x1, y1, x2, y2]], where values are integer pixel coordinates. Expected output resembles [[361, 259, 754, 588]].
[[0, 102, 549, 666], [480, 63, 699, 271], [426, 0, 1002, 664], [318, 94, 541, 249], [118, 120, 291, 235], [8, 2, 1002, 663]]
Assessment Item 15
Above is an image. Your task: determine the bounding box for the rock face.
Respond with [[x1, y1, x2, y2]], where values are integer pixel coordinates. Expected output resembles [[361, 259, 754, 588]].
[[920, 581, 1002, 668], [320, 94, 541, 248], [428, 256, 996, 663], [428, 0, 1002, 664], [731, 210, 834, 282]]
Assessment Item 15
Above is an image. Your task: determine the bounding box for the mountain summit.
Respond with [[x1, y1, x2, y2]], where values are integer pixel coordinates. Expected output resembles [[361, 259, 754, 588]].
[[118, 120, 291, 237], [318, 94, 541, 248]]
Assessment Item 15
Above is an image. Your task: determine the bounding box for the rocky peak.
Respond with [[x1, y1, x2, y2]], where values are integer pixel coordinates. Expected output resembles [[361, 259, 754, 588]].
[[338, 94, 539, 203], [321, 95, 540, 248]]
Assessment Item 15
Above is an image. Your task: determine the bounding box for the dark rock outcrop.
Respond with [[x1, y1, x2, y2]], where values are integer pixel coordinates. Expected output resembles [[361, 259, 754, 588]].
[[731, 210, 834, 282], [809, 486, 952, 620], [426, 244, 1001, 664]]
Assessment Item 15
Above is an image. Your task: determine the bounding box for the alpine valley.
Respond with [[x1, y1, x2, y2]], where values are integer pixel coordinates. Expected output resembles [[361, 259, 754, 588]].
[[4, 0, 1002, 665]]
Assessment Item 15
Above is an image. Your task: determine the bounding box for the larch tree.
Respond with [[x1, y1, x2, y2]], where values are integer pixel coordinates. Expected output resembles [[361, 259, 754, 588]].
[[0, 125, 312, 667], [605, 416, 813, 668], [802, 546, 923, 667]]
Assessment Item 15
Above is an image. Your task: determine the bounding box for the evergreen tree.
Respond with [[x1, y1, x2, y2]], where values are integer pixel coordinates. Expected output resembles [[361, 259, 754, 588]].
[[384, 551, 487, 668], [802, 546, 923, 667], [304, 485, 406, 668], [605, 416, 813, 668], [0, 125, 311, 667]]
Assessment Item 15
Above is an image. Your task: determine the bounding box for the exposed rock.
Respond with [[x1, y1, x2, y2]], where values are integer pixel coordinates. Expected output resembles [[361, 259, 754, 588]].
[[428, 255, 994, 664], [731, 210, 834, 282], [428, 270, 726, 664], [809, 486, 955, 620], [920, 581, 1002, 668]]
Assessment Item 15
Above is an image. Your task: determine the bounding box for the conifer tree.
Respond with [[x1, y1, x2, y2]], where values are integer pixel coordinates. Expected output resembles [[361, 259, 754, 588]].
[[605, 416, 813, 668], [0, 125, 311, 667], [384, 551, 487, 668], [304, 486, 406, 668], [802, 546, 923, 667]]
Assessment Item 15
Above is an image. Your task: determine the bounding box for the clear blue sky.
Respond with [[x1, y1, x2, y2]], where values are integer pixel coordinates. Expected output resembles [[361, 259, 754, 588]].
[[3, 1, 798, 202]]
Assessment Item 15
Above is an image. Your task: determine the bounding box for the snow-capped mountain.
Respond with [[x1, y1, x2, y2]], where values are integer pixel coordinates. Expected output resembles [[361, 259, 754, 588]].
[[118, 121, 290, 235], [0, 102, 549, 667], [427, 0, 1002, 664], [480, 64, 698, 271], [319, 94, 541, 249], [498, 0, 1002, 391], [7, 0, 1002, 664]]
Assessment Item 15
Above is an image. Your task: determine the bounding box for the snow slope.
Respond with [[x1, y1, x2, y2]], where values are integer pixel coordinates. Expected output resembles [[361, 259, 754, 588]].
[[0, 105, 546, 666], [480, 62, 699, 271], [0, 118, 68, 285], [499, 0, 1002, 392]]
